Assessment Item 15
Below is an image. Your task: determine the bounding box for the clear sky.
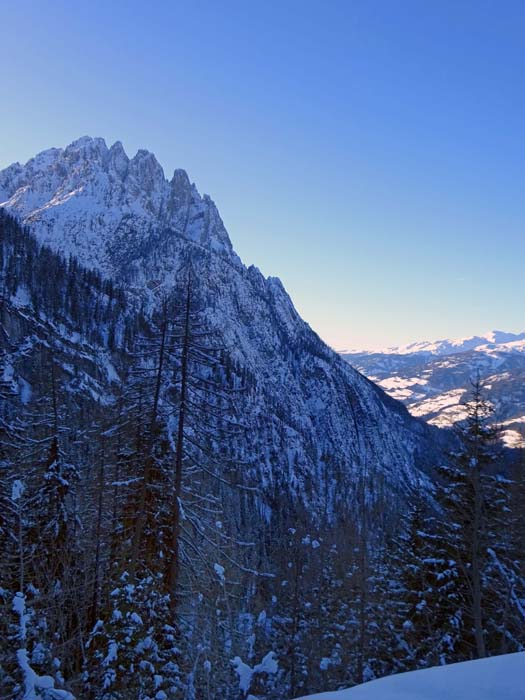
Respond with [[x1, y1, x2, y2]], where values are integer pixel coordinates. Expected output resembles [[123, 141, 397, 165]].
[[1, 1, 524, 349]]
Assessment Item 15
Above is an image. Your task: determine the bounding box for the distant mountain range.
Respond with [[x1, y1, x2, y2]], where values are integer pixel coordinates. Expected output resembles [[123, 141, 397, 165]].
[[342, 331, 525, 448]]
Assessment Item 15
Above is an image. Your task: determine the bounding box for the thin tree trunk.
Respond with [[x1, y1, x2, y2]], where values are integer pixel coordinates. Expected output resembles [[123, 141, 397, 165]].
[[89, 443, 105, 631], [167, 277, 191, 602], [356, 467, 368, 684], [130, 303, 169, 576], [472, 467, 486, 658]]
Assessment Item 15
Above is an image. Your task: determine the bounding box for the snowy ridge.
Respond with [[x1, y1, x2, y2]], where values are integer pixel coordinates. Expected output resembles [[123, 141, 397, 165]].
[[342, 330, 525, 358]]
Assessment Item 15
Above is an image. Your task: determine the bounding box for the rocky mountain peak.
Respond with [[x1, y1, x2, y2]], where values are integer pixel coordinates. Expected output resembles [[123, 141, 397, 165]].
[[108, 140, 130, 179], [0, 136, 449, 523], [0, 137, 235, 272], [170, 168, 192, 201]]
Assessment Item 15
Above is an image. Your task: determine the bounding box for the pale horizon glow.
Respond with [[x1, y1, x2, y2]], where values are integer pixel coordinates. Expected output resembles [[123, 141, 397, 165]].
[[1, 1, 524, 349]]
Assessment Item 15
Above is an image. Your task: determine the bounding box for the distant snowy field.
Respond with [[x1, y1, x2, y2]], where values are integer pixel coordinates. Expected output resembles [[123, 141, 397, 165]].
[[293, 653, 525, 700]]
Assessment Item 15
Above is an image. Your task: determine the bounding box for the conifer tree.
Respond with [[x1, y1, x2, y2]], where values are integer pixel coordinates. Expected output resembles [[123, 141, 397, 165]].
[[430, 379, 511, 661]]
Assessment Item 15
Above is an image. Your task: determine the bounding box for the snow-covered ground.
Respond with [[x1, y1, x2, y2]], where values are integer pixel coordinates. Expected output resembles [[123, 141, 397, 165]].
[[294, 653, 525, 700]]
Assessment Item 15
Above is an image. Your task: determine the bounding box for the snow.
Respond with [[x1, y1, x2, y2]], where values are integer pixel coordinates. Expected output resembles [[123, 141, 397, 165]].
[[499, 416, 525, 448], [11, 479, 25, 502], [294, 653, 525, 700], [12, 284, 32, 308], [379, 376, 428, 391], [377, 376, 429, 402], [13, 593, 75, 699], [501, 428, 525, 448], [409, 389, 468, 424], [368, 331, 525, 357], [13, 592, 27, 623], [232, 651, 278, 694], [19, 376, 32, 404], [214, 563, 225, 583], [475, 339, 525, 355], [256, 651, 278, 675], [103, 640, 118, 665], [232, 656, 254, 694], [16, 649, 75, 699]]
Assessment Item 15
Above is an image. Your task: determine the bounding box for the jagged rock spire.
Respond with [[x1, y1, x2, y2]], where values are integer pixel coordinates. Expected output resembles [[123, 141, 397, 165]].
[[0, 136, 234, 272]]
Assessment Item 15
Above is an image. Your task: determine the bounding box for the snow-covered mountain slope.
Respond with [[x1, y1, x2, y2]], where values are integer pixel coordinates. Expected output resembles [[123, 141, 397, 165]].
[[342, 333, 525, 448], [0, 137, 445, 514], [294, 652, 525, 700]]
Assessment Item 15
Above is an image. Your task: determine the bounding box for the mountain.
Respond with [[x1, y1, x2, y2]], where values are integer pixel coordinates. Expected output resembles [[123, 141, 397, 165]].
[[1, 138, 521, 700], [344, 330, 525, 358], [342, 332, 525, 448], [0, 136, 234, 274], [0, 136, 442, 512]]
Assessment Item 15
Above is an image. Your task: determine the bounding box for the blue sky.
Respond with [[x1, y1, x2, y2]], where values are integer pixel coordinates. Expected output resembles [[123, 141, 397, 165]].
[[1, 0, 524, 349]]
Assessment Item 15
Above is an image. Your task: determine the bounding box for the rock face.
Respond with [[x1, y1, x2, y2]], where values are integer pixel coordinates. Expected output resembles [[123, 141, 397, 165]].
[[342, 332, 525, 448], [1, 137, 443, 514]]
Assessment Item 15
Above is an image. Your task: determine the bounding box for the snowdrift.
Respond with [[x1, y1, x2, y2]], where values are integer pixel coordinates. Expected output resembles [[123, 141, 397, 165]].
[[294, 653, 525, 700]]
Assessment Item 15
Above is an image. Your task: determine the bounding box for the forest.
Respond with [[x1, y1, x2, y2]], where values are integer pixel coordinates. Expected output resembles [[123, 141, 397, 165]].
[[1, 211, 524, 700]]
